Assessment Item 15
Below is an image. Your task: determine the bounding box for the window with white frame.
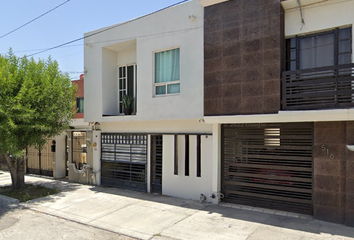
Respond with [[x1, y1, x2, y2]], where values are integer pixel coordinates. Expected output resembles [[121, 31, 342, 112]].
[[118, 65, 136, 114], [154, 48, 180, 95]]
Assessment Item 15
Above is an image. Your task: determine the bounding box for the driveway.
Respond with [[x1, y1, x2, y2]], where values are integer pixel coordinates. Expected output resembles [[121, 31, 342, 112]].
[[1, 171, 354, 240]]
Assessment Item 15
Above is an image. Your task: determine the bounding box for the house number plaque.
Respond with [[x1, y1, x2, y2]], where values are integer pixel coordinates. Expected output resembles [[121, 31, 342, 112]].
[[321, 145, 335, 159]]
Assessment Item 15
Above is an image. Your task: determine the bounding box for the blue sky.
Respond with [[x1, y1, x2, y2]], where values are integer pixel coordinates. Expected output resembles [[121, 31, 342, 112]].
[[0, 0, 185, 80]]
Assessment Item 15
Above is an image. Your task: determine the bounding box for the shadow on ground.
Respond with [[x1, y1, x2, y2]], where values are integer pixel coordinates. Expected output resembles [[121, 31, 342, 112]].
[[89, 185, 354, 239], [0, 173, 81, 218]]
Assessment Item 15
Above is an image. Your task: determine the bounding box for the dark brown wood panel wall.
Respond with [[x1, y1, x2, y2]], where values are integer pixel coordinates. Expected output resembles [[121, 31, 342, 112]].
[[313, 121, 354, 226], [204, 0, 284, 116]]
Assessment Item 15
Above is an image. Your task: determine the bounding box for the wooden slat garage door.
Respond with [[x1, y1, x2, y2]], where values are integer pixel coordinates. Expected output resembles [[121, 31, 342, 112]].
[[221, 123, 313, 215]]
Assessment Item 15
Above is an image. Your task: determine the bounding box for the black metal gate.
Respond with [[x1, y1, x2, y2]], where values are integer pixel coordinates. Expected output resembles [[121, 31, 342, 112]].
[[221, 123, 313, 215], [151, 135, 163, 193], [101, 133, 147, 192]]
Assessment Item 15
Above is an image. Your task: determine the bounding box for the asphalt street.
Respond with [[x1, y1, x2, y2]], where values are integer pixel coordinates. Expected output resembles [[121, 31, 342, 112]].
[[0, 207, 134, 240]]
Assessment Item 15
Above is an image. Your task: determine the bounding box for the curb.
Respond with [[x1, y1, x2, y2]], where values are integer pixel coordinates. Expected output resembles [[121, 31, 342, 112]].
[[0, 193, 20, 205]]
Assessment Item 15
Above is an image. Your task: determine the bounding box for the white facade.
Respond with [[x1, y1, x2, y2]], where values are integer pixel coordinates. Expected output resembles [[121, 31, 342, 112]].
[[84, 0, 204, 122], [283, 0, 354, 53], [83, 0, 216, 202]]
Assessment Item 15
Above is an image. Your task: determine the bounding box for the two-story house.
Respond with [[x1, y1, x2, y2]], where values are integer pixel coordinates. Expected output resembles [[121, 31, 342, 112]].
[[84, 0, 354, 226], [84, 0, 213, 200], [27, 74, 93, 184], [202, 0, 354, 226]]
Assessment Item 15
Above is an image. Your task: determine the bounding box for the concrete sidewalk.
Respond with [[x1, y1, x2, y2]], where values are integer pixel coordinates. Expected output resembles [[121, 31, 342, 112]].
[[1, 171, 354, 240]]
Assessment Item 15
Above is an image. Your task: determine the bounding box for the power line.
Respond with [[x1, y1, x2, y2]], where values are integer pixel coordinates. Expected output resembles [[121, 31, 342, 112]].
[[24, 0, 190, 58], [0, 0, 72, 40]]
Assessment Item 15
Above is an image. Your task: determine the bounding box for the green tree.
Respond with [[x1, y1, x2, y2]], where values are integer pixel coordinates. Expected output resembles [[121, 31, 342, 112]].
[[0, 51, 77, 189]]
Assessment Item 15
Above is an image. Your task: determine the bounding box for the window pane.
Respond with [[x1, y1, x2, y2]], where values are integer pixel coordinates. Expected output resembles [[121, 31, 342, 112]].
[[156, 86, 166, 95], [339, 53, 351, 64], [315, 33, 334, 67], [316, 44, 334, 67], [290, 49, 296, 60], [299, 37, 315, 69], [80, 98, 84, 113], [339, 27, 351, 40], [299, 33, 334, 69], [127, 65, 134, 97], [155, 48, 180, 83], [290, 38, 296, 48], [76, 97, 84, 113], [290, 61, 296, 71], [167, 83, 180, 94], [339, 40, 351, 53], [122, 67, 126, 77]]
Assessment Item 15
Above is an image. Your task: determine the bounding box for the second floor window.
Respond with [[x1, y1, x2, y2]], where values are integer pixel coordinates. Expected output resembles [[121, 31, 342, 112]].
[[154, 48, 180, 96], [285, 27, 352, 71], [76, 97, 84, 113]]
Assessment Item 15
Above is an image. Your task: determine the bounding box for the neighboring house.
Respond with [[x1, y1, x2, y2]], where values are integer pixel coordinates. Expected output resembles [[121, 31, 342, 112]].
[[26, 74, 92, 184], [202, 0, 354, 226], [73, 74, 85, 119], [83, 0, 354, 226]]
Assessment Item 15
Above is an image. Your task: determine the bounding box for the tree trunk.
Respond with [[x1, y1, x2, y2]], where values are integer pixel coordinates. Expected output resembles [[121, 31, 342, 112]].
[[5, 155, 26, 190]]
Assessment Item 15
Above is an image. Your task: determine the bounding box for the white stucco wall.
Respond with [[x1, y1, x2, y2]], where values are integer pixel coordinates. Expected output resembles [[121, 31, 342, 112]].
[[117, 48, 136, 66], [99, 119, 211, 133], [102, 48, 118, 115], [162, 134, 213, 202], [84, 0, 204, 122], [284, 0, 354, 63]]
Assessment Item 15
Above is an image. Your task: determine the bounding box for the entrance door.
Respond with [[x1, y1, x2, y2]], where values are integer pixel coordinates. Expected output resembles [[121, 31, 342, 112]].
[[151, 135, 163, 194], [221, 123, 313, 215]]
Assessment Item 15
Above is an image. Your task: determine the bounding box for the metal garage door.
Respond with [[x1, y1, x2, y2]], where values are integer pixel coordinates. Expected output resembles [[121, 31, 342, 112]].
[[101, 133, 147, 192], [221, 123, 313, 215]]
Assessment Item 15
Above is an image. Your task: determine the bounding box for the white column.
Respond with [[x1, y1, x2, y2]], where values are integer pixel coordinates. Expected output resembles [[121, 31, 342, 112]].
[[53, 133, 66, 179], [92, 130, 101, 185], [211, 123, 221, 204]]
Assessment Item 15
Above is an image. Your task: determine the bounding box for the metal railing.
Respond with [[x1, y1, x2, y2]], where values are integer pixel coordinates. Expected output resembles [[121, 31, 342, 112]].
[[282, 63, 354, 110]]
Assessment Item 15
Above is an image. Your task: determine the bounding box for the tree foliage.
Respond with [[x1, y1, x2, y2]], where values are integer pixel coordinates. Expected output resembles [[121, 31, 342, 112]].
[[0, 50, 76, 178]]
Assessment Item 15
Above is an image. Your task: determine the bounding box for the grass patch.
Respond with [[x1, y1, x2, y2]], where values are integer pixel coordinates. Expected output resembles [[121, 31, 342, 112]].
[[0, 184, 60, 202]]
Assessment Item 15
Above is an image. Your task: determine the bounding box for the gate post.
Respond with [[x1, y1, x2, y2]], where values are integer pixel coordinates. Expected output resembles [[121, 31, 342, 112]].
[[211, 123, 221, 204], [53, 134, 67, 179], [92, 130, 101, 185]]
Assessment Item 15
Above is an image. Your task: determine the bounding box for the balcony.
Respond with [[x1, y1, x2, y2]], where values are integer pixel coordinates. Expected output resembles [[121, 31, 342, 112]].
[[282, 63, 354, 111]]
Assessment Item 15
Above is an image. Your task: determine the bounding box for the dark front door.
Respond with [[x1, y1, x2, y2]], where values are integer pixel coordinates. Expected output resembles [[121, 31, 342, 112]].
[[151, 135, 163, 194]]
